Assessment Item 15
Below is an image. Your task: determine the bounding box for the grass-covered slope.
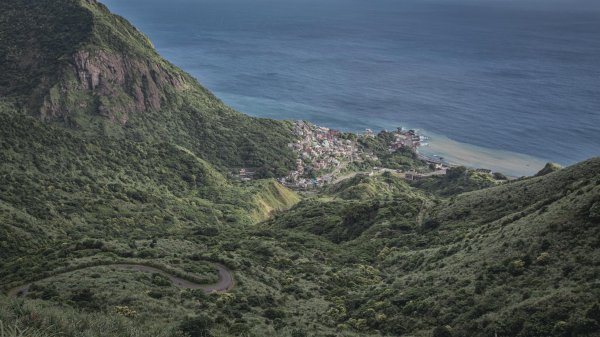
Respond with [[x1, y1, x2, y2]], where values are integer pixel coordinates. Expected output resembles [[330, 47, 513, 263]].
[[262, 159, 600, 336], [412, 166, 499, 197], [0, 104, 298, 261], [362, 158, 600, 337], [325, 172, 417, 200], [270, 173, 429, 243], [1, 115, 599, 337], [250, 180, 301, 222], [430, 158, 600, 227], [0, 98, 303, 337], [0, 0, 297, 176]]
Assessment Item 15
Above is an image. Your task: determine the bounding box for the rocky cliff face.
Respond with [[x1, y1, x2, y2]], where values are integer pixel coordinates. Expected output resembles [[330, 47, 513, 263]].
[[40, 48, 188, 124], [0, 0, 191, 125]]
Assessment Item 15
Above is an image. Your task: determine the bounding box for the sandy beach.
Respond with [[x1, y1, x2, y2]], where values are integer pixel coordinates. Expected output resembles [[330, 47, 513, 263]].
[[419, 133, 549, 177]]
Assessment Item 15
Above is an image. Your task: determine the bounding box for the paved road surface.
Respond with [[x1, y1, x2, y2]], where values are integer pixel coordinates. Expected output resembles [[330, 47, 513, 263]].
[[7, 262, 234, 297]]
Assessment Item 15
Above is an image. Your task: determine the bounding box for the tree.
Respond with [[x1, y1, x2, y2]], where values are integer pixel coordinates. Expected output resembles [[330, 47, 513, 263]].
[[291, 329, 308, 337], [493, 172, 508, 180], [432, 326, 453, 337], [178, 315, 214, 337], [589, 202, 600, 221], [446, 166, 467, 180], [70, 288, 98, 309], [586, 303, 600, 323]]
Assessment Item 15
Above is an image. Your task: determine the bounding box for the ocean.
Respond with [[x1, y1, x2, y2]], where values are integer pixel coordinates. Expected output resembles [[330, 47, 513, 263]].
[[102, 0, 600, 176]]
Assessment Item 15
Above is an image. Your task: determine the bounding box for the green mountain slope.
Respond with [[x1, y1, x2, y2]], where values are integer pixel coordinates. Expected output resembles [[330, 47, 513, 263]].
[[270, 173, 429, 243], [0, 0, 296, 176], [412, 166, 499, 196], [264, 159, 600, 336], [0, 103, 299, 260], [430, 158, 600, 227], [0, 0, 302, 306]]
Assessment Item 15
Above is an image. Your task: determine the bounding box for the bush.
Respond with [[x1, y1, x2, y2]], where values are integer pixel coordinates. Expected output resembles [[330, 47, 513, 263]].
[[446, 167, 467, 180], [188, 289, 209, 301], [194, 227, 220, 237], [508, 259, 526, 276], [229, 323, 250, 335], [586, 303, 600, 323], [114, 305, 137, 318], [536, 252, 550, 265], [493, 172, 508, 180], [432, 326, 452, 337], [147, 290, 165, 299], [421, 219, 441, 231], [251, 244, 273, 257], [568, 317, 599, 335], [263, 308, 285, 320], [178, 315, 214, 337], [70, 288, 99, 309], [30, 285, 59, 300], [151, 273, 171, 287], [589, 202, 600, 221], [75, 239, 104, 250], [291, 329, 308, 337]]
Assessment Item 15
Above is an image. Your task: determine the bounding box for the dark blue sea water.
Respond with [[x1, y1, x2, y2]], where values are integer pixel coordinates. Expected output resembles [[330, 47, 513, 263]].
[[103, 0, 600, 171]]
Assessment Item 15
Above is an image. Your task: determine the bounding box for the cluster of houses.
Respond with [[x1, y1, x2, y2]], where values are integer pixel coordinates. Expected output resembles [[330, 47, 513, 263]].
[[278, 124, 433, 188], [389, 128, 428, 152], [235, 121, 497, 188], [278, 121, 362, 188]]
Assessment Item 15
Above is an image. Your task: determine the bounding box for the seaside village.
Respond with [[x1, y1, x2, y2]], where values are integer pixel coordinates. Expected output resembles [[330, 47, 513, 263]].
[[239, 120, 449, 189]]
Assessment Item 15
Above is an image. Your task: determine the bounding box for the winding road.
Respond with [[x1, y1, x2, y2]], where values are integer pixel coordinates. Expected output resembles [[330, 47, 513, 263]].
[[7, 263, 234, 298]]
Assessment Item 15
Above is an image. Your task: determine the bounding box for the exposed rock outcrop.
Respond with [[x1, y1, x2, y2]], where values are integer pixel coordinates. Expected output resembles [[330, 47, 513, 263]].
[[40, 49, 187, 124], [535, 162, 563, 177]]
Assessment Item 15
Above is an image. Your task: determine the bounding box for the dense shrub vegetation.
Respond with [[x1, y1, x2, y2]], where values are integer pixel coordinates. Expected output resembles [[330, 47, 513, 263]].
[[412, 166, 499, 196], [344, 131, 427, 172], [1, 1, 599, 336]]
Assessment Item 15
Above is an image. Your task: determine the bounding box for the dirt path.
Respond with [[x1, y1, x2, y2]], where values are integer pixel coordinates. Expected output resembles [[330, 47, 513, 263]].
[[7, 262, 234, 298]]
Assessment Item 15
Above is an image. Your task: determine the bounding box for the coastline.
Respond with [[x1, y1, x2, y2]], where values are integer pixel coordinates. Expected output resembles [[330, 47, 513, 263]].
[[215, 91, 569, 177], [418, 132, 549, 177], [268, 120, 549, 191], [220, 91, 553, 177]]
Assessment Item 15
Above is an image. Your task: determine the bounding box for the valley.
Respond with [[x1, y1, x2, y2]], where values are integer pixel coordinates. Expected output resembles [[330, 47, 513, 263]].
[[0, 1, 599, 337]]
